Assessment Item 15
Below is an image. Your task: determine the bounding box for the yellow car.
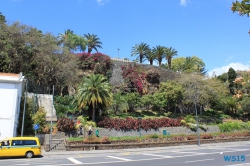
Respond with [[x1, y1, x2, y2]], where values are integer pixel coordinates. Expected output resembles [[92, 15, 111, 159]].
[[0, 137, 42, 158]]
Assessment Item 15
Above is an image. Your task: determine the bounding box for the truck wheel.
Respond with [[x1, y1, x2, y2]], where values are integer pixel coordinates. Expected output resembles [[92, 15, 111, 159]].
[[25, 151, 34, 158]]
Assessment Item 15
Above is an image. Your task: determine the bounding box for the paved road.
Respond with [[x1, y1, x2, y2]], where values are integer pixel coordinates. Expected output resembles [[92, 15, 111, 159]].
[[0, 141, 250, 166]]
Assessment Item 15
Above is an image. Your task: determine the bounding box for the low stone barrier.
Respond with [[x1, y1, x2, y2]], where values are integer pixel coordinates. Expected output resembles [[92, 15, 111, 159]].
[[65, 137, 250, 151]]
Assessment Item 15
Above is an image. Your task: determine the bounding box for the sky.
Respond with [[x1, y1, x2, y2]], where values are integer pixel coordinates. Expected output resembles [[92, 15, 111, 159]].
[[0, 0, 250, 76]]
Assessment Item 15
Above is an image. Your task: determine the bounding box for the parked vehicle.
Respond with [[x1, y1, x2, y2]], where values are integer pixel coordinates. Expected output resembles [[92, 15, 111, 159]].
[[0, 137, 41, 158]]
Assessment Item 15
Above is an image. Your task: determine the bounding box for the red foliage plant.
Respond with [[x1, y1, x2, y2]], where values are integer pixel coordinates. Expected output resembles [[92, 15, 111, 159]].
[[98, 117, 183, 131], [121, 64, 147, 94], [57, 117, 75, 132], [201, 134, 213, 139], [77, 52, 111, 74]]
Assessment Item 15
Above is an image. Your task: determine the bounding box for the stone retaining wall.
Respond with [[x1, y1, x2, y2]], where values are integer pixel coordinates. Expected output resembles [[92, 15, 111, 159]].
[[47, 126, 220, 139], [97, 126, 220, 137]]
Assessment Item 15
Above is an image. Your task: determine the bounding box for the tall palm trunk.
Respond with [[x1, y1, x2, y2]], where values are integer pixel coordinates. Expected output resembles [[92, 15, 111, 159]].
[[158, 59, 162, 66], [149, 60, 153, 65], [92, 105, 95, 121], [140, 54, 143, 63], [168, 59, 172, 70]]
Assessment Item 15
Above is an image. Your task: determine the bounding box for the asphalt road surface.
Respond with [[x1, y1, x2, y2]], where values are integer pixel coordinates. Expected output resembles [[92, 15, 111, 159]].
[[0, 141, 250, 166]]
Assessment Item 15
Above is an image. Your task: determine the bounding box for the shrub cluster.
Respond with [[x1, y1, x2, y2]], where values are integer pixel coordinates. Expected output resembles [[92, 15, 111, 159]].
[[121, 64, 147, 94], [218, 122, 250, 132], [57, 117, 75, 132], [83, 136, 111, 144], [98, 117, 183, 131], [77, 52, 111, 75]]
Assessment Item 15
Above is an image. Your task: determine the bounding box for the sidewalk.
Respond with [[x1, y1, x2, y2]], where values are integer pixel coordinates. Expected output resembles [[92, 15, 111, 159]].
[[41, 141, 250, 157]]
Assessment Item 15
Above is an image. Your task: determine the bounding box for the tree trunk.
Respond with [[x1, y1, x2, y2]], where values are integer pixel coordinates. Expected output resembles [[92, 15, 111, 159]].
[[200, 105, 203, 116], [150, 60, 153, 65], [60, 86, 64, 96], [140, 55, 143, 63], [92, 105, 95, 121], [158, 60, 161, 67], [168, 60, 171, 70]]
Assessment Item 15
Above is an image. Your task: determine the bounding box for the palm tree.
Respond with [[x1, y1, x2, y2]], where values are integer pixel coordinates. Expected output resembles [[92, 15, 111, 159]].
[[75, 74, 112, 121], [131, 42, 150, 63], [84, 33, 103, 53], [58, 29, 86, 52], [152, 45, 166, 67], [165, 47, 178, 70], [183, 56, 206, 74], [0, 12, 6, 24], [182, 56, 196, 72], [145, 49, 156, 65], [111, 91, 129, 114]]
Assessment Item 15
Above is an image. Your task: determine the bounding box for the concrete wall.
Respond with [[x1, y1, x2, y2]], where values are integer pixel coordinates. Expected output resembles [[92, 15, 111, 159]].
[[27, 93, 57, 121]]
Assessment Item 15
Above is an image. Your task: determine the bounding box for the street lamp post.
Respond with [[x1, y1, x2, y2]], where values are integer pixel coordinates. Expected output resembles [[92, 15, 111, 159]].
[[194, 99, 200, 146], [50, 85, 54, 151], [21, 80, 28, 137]]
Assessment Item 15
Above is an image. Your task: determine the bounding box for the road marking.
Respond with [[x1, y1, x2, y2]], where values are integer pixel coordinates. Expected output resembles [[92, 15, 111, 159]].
[[122, 152, 130, 155], [225, 162, 250, 166], [172, 151, 202, 154], [185, 158, 214, 163], [12, 164, 30, 166], [67, 157, 83, 164], [142, 153, 172, 158], [107, 155, 132, 161]]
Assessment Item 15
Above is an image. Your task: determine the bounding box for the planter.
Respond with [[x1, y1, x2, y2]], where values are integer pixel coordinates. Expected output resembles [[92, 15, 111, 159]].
[[65, 136, 250, 151]]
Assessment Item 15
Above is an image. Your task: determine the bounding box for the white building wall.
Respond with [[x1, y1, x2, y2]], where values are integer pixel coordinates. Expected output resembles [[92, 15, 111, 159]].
[[0, 74, 24, 140]]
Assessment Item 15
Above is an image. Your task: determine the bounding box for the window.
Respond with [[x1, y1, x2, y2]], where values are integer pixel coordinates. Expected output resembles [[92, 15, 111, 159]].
[[12, 140, 23, 146], [23, 140, 37, 145], [11, 140, 37, 146]]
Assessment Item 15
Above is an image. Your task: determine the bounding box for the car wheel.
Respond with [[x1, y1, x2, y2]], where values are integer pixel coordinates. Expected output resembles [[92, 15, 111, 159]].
[[25, 151, 34, 158]]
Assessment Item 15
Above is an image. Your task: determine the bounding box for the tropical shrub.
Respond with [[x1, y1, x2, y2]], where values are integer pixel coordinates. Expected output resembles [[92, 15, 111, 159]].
[[85, 121, 97, 128], [201, 134, 213, 139], [54, 95, 77, 117], [186, 135, 196, 140], [32, 107, 46, 133], [125, 92, 141, 112], [122, 64, 147, 94], [184, 115, 196, 124], [218, 122, 250, 132], [100, 136, 111, 143], [98, 117, 183, 131], [83, 135, 100, 143], [78, 52, 111, 75], [57, 117, 75, 132]]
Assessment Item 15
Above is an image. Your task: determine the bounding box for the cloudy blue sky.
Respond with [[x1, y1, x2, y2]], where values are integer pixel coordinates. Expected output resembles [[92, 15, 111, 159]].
[[1, 0, 249, 76]]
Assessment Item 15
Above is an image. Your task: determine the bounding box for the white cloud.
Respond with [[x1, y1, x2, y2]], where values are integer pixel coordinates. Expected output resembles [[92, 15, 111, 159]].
[[180, 0, 187, 6], [97, 0, 110, 5], [208, 62, 250, 77]]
